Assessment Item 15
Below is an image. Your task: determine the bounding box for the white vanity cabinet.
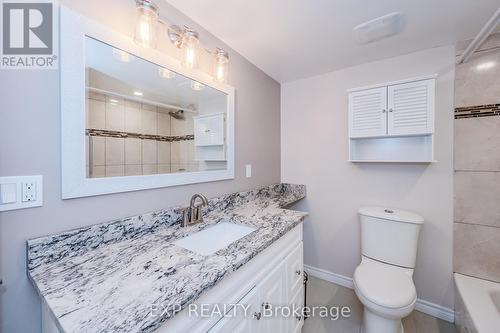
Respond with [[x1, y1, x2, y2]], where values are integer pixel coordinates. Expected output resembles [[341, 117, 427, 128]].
[[348, 76, 436, 163], [209, 242, 304, 333], [194, 113, 226, 161]]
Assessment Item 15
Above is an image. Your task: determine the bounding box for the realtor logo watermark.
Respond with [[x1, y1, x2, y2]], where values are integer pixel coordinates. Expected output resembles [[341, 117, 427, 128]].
[[1, 0, 58, 69]]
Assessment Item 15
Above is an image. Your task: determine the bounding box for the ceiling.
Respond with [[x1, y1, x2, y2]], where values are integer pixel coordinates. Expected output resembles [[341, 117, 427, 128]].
[[165, 0, 500, 83]]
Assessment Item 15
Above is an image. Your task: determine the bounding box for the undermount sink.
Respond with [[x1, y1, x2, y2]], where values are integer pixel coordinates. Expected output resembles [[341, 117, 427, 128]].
[[173, 222, 256, 255]]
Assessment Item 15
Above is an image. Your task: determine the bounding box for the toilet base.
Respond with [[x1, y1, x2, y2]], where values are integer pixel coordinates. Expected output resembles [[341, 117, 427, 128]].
[[361, 307, 404, 333]]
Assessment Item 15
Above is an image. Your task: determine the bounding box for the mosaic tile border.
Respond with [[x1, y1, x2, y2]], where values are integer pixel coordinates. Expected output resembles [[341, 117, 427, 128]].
[[86, 128, 194, 142], [455, 104, 500, 119]]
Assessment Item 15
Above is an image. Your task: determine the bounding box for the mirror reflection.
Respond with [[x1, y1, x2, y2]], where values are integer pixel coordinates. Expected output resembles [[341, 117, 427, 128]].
[[85, 36, 228, 178]]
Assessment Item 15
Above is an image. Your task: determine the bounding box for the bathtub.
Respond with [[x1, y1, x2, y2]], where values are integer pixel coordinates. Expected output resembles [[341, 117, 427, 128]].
[[454, 273, 500, 333]]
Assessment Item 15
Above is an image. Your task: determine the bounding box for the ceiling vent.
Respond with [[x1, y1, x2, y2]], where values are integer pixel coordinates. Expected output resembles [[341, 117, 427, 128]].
[[353, 12, 404, 44]]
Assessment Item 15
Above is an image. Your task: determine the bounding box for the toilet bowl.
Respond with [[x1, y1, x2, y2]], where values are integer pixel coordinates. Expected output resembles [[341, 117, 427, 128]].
[[354, 257, 417, 333], [355, 207, 423, 333]]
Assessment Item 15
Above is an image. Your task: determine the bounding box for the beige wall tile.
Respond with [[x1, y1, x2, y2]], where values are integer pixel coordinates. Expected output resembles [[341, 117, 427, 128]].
[[105, 137, 125, 165], [157, 141, 171, 164], [454, 222, 500, 282], [124, 101, 142, 133], [454, 47, 500, 107], [142, 164, 157, 175], [455, 117, 500, 171], [142, 105, 157, 135], [125, 164, 142, 176], [125, 138, 141, 165], [91, 165, 105, 178], [105, 165, 125, 177], [142, 140, 157, 164], [158, 164, 171, 174], [455, 171, 500, 227], [88, 99, 105, 129], [105, 98, 125, 131], [92, 136, 105, 166], [171, 115, 194, 136], [157, 112, 171, 136]]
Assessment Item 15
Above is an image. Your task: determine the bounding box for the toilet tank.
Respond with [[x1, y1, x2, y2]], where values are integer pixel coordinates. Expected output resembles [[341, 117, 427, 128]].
[[359, 207, 424, 268]]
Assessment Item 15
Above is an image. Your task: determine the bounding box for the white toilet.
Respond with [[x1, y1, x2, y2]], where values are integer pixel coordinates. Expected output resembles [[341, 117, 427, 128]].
[[354, 207, 424, 333]]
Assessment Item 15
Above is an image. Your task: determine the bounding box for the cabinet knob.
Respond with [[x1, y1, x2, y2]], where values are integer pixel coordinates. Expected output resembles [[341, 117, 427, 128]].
[[253, 312, 262, 320], [389, 108, 394, 112], [296, 269, 302, 276], [382, 109, 386, 113]]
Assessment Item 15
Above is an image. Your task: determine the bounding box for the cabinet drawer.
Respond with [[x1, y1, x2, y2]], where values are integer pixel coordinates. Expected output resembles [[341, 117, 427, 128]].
[[285, 242, 303, 297]]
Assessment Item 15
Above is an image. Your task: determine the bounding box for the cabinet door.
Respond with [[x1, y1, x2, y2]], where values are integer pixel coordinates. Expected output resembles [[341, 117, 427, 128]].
[[387, 79, 435, 136], [348, 87, 387, 138], [285, 242, 303, 298], [194, 114, 225, 146], [208, 287, 260, 333], [259, 262, 287, 333]]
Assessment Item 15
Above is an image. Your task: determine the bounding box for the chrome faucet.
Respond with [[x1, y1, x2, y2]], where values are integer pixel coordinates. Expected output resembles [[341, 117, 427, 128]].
[[181, 194, 209, 227]]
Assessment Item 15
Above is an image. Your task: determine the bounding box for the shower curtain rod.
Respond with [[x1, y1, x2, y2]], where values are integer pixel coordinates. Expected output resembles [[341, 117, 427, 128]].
[[456, 6, 500, 65]]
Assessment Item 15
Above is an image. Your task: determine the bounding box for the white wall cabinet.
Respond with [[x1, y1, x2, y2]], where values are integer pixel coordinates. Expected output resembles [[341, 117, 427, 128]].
[[349, 78, 435, 138], [194, 113, 225, 146], [348, 76, 436, 163]]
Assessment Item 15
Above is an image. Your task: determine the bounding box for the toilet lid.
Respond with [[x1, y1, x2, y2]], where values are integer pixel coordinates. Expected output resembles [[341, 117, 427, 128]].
[[354, 261, 417, 309]]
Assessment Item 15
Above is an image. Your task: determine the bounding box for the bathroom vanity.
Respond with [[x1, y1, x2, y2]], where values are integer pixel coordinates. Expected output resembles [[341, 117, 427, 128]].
[[27, 184, 307, 333]]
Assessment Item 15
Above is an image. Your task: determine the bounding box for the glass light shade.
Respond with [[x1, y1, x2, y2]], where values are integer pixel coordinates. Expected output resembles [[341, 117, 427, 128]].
[[190, 80, 205, 91], [158, 67, 175, 79], [213, 48, 229, 83], [182, 30, 200, 69], [134, 1, 159, 49]]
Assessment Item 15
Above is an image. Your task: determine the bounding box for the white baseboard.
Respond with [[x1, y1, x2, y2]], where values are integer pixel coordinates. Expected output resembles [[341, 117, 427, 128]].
[[304, 265, 455, 323]]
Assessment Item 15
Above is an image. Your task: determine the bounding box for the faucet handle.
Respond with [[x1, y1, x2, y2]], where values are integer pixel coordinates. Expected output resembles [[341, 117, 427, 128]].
[[181, 207, 192, 227], [192, 206, 204, 223]]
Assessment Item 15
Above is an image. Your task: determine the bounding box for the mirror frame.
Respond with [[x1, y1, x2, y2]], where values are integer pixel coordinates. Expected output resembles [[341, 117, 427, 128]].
[[60, 7, 235, 199]]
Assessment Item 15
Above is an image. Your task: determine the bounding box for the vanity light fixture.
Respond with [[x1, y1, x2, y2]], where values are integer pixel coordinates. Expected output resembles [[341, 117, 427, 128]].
[[112, 48, 132, 62], [158, 67, 175, 79], [133, 91, 143, 96], [213, 48, 229, 83], [133, 0, 230, 82], [181, 28, 200, 69], [190, 80, 204, 91], [133, 0, 159, 49]]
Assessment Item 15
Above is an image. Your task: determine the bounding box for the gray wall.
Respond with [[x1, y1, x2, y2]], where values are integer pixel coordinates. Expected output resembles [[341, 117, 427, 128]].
[[281, 45, 456, 310], [0, 1, 281, 332], [454, 32, 500, 282]]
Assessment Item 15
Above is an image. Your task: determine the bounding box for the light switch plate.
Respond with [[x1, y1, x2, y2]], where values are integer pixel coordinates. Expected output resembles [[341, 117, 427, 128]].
[[245, 164, 252, 178], [0, 176, 43, 211]]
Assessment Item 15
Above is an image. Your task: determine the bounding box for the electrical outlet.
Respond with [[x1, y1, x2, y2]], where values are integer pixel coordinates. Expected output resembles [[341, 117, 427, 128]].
[[22, 182, 37, 202], [0, 176, 43, 211]]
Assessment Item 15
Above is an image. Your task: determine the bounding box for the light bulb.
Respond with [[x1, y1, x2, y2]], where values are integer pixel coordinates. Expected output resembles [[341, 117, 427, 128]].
[[112, 48, 131, 62], [134, 0, 159, 49], [182, 28, 200, 69], [214, 48, 229, 83], [158, 67, 175, 79], [190, 81, 204, 91]]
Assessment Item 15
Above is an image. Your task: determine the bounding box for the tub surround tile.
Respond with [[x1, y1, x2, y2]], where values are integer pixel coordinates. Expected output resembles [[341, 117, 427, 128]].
[[105, 137, 125, 166], [454, 116, 500, 171], [27, 183, 306, 333], [454, 171, 500, 228], [453, 222, 500, 283], [125, 138, 142, 165]]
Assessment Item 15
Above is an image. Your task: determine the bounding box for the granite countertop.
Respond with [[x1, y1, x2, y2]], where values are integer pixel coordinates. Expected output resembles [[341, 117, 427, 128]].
[[27, 183, 307, 333]]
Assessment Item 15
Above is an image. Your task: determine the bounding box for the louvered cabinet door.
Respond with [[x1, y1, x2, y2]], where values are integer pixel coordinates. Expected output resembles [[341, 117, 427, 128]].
[[348, 87, 387, 138], [387, 79, 435, 136]]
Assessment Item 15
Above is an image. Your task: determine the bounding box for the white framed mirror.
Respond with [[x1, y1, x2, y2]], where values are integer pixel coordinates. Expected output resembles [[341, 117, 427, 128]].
[[61, 7, 235, 199]]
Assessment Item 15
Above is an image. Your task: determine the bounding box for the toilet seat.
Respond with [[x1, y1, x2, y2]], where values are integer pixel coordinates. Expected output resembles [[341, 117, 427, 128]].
[[354, 258, 417, 318]]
